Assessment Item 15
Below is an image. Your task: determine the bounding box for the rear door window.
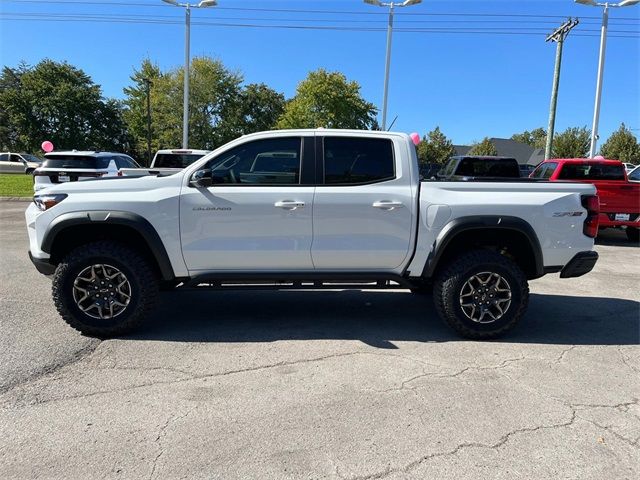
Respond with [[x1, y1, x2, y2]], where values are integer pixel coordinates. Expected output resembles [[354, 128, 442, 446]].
[[323, 137, 395, 185]]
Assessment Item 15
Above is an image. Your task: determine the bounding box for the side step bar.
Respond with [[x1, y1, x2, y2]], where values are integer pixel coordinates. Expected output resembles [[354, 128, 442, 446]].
[[179, 272, 418, 291]]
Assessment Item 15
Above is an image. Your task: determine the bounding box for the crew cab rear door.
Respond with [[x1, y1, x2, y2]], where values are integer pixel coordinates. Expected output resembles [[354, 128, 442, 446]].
[[311, 134, 416, 271], [179, 135, 316, 271]]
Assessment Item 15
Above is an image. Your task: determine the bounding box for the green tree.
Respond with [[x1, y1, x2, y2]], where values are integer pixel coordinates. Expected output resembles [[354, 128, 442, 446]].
[[123, 57, 284, 157], [122, 59, 163, 164], [276, 69, 377, 129], [552, 126, 590, 158], [599, 123, 640, 162], [468, 137, 498, 156], [222, 83, 286, 139], [511, 128, 546, 149], [0, 59, 131, 153], [416, 127, 456, 165]]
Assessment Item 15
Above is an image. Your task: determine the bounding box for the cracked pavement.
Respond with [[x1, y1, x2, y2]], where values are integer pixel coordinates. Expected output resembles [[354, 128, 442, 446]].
[[1, 201, 639, 479]]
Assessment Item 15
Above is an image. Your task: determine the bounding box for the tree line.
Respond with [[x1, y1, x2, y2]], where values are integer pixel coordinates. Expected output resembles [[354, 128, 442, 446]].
[[0, 58, 376, 164], [1, 58, 638, 165], [416, 124, 640, 165]]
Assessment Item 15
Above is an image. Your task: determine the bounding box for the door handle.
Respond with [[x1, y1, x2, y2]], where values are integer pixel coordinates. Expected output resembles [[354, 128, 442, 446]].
[[372, 201, 404, 210], [275, 200, 305, 210]]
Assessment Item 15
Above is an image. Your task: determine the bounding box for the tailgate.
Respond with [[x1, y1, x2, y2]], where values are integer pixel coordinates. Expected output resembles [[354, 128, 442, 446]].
[[592, 181, 640, 213], [33, 169, 108, 184]]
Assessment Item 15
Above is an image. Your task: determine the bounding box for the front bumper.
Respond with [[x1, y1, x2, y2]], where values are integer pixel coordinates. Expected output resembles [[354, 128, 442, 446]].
[[560, 251, 598, 278], [29, 251, 56, 275]]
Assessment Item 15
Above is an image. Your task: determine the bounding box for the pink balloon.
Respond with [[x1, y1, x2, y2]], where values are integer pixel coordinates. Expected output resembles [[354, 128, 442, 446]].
[[410, 132, 421, 146], [41, 141, 54, 153]]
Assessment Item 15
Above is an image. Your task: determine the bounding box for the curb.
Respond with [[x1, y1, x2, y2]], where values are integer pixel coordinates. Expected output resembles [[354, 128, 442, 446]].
[[0, 197, 32, 202]]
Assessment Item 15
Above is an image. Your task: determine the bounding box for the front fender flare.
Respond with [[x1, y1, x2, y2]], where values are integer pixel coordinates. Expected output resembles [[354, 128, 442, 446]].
[[41, 211, 175, 281]]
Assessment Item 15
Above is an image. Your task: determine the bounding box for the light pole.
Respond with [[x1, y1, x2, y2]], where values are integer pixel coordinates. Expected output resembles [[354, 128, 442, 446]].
[[574, 0, 639, 158], [364, 0, 422, 131], [143, 78, 153, 166], [162, 0, 217, 149]]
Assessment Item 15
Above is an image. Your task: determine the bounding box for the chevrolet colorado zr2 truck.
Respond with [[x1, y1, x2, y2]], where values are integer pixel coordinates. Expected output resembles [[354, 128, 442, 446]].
[[25, 130, 600, 339]]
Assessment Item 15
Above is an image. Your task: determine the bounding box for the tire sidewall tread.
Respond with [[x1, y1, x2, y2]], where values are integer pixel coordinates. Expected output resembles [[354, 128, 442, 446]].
[[433, 249, 529, 340], [52, 241, 159, 337]]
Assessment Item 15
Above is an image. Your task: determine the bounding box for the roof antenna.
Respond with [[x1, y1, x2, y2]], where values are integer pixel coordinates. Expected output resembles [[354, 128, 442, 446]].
[[387, 115, 398, 131]]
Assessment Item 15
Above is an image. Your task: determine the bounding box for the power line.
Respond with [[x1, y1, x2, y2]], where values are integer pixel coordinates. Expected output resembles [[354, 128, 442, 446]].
[[1, 13, 637, 38], [3, 0, 640, 21]]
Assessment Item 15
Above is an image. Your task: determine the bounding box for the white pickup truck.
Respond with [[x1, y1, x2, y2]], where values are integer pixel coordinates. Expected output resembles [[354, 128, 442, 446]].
[[25, 129, 600, 339], [118, 148, 209, 177]]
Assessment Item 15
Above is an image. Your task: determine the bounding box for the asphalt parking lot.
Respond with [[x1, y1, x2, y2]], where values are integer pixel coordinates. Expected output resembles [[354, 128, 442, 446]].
[[1, 199, 639, 480]]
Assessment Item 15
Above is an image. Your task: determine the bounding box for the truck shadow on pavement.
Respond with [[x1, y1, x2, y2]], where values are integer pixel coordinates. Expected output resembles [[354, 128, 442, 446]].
[[126, 290, 640, 347], [595, 229, 640, 248]]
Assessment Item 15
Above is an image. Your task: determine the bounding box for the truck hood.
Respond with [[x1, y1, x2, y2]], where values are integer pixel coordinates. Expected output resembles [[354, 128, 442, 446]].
[[36, 171, 185, 195]]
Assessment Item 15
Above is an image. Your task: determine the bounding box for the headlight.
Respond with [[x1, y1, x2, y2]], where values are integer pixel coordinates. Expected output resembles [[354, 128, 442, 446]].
[[33, 194, 67, 211]]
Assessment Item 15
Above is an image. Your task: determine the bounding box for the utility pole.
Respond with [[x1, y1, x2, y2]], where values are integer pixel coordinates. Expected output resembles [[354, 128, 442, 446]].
[[143, 78, 153, 167], [544, 18, 579, 160]]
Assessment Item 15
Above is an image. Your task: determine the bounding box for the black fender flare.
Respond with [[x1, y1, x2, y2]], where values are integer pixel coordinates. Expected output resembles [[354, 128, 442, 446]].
[[422, 215, 544, 279], [41, 211, 175, 281]]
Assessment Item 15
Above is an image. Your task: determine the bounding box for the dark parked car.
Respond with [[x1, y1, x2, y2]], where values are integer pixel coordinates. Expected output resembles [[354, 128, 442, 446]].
[[438, 156, 521, 181], [519, 164, 537, 177]]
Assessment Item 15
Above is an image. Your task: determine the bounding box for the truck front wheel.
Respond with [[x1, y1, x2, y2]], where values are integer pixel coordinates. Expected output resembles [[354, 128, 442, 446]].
[[52, 241, 159, 337], [433, 250, 529, 339]]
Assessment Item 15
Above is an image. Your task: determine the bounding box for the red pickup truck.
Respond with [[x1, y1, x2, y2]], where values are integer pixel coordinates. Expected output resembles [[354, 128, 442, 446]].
[[531, 158, 640, 241]]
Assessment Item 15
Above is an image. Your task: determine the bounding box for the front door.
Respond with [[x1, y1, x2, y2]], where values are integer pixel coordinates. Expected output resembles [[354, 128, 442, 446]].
[[180, 136, 315, 272]]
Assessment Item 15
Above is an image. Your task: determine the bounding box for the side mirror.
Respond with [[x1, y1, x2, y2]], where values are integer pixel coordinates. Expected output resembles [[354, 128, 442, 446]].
[[189, 169, 213, 188]]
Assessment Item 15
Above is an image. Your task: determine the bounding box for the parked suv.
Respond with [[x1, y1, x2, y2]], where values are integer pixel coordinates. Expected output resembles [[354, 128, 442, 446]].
[[33, 151, 140, 191], [0, 152, 43, 174]]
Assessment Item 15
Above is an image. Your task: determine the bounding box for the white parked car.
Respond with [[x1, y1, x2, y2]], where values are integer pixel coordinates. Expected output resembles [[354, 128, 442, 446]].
[[119, 149, 210, 177], [0, 152, 43, 174], [33, 151, 140, 191], [628, 165, 640, 182], [623, 163, 637, 174]]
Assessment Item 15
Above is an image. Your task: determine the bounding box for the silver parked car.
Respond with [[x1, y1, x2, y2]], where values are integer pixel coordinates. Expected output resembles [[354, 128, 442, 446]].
[[0, 152, 43, 174]]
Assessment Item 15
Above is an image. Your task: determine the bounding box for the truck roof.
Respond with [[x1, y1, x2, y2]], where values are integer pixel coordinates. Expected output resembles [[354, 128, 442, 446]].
[[546, 158, 623, 164]]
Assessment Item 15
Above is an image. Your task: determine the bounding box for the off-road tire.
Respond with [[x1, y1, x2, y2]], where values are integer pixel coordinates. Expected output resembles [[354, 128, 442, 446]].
[[433, 249, 529, 339], [52, 241, 159, 337], [626, 227, 639, 243]]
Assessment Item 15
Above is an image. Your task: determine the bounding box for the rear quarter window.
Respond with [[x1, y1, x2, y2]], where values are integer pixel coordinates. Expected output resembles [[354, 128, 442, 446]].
[[153, 153, 204, 168], [455, 158, 520, 177], [43, 156, 111, 169]]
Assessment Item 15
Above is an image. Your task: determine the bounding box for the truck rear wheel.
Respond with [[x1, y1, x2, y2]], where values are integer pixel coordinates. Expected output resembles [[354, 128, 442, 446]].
[[433, 250, 529, 339], [627, 227, 639, 243], [52, 241, 159, 337]]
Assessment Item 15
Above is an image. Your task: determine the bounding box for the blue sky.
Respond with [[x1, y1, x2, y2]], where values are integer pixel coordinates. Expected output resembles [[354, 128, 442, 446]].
[[1, 0, 638, 145]]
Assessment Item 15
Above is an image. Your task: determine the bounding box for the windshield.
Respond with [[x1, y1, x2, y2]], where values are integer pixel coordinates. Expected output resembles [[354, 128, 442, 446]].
[[628, 167, 640, 181], [558, 163, 625, 181], [153, 153, 205, 169], [43, 156, 111, 169], [22, 154, 43, 163]]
